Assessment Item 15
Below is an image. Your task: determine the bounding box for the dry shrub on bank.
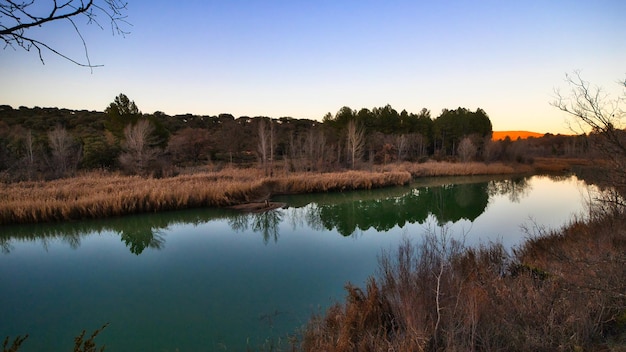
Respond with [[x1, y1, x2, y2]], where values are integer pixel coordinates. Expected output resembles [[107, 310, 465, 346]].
[[532, 157, 593, 173], [302, 209, 626, 351], [0, 169, 411, 225], [383, 161, 529, 177]]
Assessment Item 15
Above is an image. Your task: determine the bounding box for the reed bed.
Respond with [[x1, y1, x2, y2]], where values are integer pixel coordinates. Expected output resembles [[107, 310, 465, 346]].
[[381, 161, 532, 177], [532, 157, 593, 173], [0, 160, 543, 225], [0, 168, 411, 225]]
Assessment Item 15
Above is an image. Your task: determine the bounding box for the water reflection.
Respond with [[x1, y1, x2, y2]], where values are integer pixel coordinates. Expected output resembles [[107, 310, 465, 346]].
[[315, 182, 489, 236], [487, 176, 532, 202], [228, 211, 282, 244], [0, 176, 535, 254], [121, 228, 166, 255]]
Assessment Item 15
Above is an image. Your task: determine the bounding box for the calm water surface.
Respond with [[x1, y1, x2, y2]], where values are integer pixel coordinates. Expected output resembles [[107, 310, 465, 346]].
[[0, 174, 593, 351]]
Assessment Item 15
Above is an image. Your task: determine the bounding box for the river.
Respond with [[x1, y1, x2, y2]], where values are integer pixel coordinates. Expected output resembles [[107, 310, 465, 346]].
[[0, 174, 594, 351]]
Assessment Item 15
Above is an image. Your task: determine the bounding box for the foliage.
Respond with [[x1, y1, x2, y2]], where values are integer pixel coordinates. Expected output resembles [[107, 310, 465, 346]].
[[104, 93, 142, 139], [433, 107, 492, 156], [0, 99, 606, 180]]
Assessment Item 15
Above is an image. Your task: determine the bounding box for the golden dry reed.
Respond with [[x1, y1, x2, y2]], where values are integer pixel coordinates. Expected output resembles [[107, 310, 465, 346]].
[[0, 168, 412, 225], [381, 160, 533, 177], [0, 161, 530, 225]]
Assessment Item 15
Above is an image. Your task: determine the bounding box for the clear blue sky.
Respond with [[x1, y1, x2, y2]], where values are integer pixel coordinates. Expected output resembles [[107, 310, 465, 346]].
[[1, 0, 624, 134]]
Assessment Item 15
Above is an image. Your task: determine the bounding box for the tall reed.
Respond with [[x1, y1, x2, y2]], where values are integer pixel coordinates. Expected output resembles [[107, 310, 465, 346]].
[[0, 169, 411, 225]]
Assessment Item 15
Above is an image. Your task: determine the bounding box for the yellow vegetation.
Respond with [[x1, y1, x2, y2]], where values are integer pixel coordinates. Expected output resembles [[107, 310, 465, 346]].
[[380, 160, 532, 177], [0, 161, 531, 225], [0, 168, 413, 225]]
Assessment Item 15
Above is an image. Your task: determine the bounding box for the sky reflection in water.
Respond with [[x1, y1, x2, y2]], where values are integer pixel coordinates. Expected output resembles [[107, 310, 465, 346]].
[[0, 174, 592, 351]]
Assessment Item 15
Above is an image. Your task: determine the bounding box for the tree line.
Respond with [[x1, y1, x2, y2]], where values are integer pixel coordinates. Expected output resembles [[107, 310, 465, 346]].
[[0, 94, 586, 181]]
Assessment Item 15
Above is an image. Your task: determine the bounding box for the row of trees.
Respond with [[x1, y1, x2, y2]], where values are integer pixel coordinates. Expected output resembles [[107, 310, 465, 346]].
[[0, 94, 588, 180]]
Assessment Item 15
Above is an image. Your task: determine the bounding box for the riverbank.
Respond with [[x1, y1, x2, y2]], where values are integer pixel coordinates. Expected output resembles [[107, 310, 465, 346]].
[[0, 168, 409, 225], [0, 160, 560, 225], [301, 206, 626, 351]]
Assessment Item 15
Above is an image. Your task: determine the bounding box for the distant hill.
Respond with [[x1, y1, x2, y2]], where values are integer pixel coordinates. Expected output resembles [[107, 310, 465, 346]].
[[492, 131, 545, 141]]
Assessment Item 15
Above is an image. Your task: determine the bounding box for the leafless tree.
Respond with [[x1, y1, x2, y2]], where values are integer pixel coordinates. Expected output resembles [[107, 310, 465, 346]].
[[457, 137, 477, 162], [166, 127, 212, 166], [346, 119, 365, 169], [257, 118, 274, 175], [409, 132, 428, 159], [0, 0, 129, 68], [553, 71, 624, 141], [482, 138, 502, 163], [119, 119, 160, 175], [23, 128, 35, 178], [47, 125, 81, 178], [553, 71, 626, 200], [304, 127, 326, 171], [395, 134, 408, 162]]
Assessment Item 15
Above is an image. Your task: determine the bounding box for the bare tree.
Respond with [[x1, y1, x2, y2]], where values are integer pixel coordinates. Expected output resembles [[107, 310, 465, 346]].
[[483, 138, 502, 163], [0, 0, 129, 68], [457, 137, 477, 162], [409, 132, 428, 159], [552, 71, 626, 200], [119, 119, 160, 175], [257, 118, 271, 174], [346, 119, 365, 169], [313, 128, 327, 171], [24, 128, 35, 178], [47, 125, 81, 178], [166, 127, 212, 166], [395, 134, 408, 162]]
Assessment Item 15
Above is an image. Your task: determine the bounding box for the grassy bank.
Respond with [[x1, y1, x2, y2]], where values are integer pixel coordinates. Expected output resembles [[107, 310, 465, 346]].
[[301, 208, 626, 351], [0, 168, 413, 225], [380, 160, 533, 176], [0, 161, 535, 225]]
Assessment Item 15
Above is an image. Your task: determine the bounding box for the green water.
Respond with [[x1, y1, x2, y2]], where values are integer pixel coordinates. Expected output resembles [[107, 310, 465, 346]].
[[0, 174, 592, 351]]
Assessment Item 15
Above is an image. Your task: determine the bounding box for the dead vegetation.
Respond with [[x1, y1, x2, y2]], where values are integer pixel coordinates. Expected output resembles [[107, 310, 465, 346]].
[[301, 208, 626, 351], [0, 160, 535, 225], [380, 160, 532, 177], [0, 167, 412, 225]]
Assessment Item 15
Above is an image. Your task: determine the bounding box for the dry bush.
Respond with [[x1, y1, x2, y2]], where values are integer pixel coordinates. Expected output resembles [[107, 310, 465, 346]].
[[301, 209, 626, 351], [302, 278, 395, 352]]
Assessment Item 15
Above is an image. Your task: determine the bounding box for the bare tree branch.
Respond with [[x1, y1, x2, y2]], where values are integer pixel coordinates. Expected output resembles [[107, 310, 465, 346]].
[[552, 71, 626, 155], [1, 0, 129, 68], [552, 71, 626, 204]]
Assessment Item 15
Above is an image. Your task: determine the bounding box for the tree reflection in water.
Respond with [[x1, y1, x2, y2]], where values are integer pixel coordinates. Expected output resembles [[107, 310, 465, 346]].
[[488, 177, 532, 203], [121, 229, 166, 255], [1, 176, 539, 253], [312, 182, 491, 236], [228, 211, 282, 244]]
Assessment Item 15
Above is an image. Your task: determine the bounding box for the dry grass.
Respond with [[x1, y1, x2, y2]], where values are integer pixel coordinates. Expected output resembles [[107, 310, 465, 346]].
[[532, 157, 593, 173], [301, 209, 626, 351], [381, 161, 531, 177], [0, 168, 411, 225], [0, 160, 550, 225]]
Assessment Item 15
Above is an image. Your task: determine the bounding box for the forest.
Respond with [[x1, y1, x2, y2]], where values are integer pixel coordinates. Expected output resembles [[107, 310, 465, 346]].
[[0, 94, 588, 182]]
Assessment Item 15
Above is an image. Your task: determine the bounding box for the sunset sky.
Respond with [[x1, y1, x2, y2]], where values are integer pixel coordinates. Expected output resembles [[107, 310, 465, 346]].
[[1, 0, 624, 134]]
